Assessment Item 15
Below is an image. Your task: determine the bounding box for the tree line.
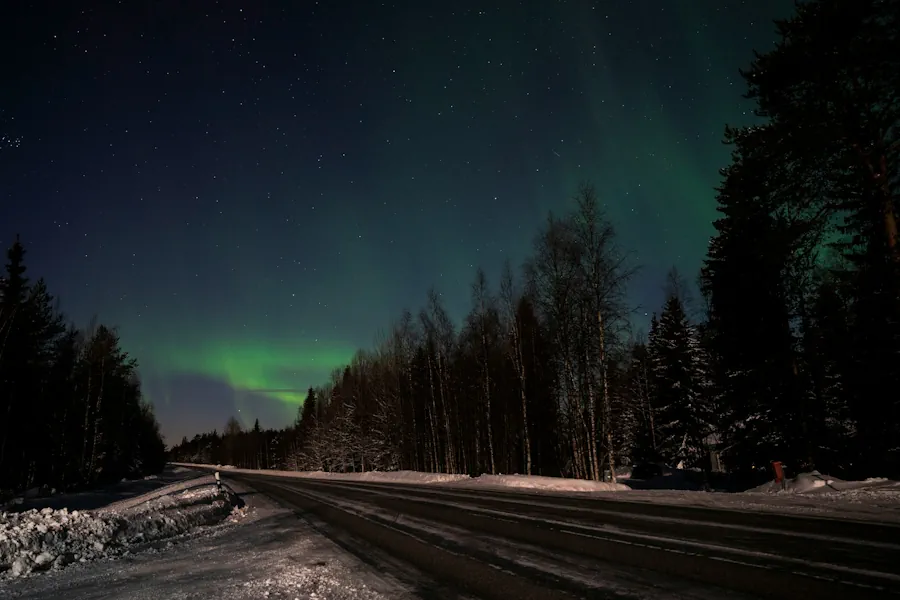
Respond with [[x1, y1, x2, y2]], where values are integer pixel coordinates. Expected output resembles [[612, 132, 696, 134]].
[[0, 238, 167, 498], [170, 0, 899, 484]]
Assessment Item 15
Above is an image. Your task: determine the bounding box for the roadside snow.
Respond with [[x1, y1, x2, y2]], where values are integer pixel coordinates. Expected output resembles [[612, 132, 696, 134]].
[[0, 475, 242, 579], [175, 463, 628, 492], [174, 463, 900, 523], [748, 470, 900, 496], [1, 479, 418, 600], [464, 473, 629, 492], [3, 465, 204, 514], [296, 469, 471, 485]]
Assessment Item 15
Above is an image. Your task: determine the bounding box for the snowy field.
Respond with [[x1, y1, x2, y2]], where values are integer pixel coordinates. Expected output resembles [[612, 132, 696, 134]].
[[175, 463, 900, 523], [0, 473, 417, 600]]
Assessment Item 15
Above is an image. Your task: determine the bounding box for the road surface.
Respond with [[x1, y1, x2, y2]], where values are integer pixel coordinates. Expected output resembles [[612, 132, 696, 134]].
[[199, 468, 900, 600]]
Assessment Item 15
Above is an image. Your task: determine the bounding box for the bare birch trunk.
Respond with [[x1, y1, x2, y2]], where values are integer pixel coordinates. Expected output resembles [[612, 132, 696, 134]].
[[501, 269, 532, 475], [480, 321, 496, 475], [426, 353, 441, 472], [406, 362, 420, 471], [88, 356, 106, 478], [599, 310, 617, 484], [81, 366, 93, 477], [586, 347, 601, 481], [436, 350, 456, 473]]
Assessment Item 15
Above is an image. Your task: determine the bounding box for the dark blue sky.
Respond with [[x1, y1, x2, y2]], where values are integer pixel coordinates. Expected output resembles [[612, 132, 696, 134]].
[[1, 0, 791, 444]]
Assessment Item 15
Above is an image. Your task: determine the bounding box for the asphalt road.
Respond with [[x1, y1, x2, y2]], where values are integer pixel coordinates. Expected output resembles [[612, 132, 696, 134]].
[[205, 469, 900, 600]]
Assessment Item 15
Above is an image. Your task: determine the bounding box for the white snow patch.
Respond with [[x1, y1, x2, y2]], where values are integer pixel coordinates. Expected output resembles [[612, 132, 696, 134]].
[[233, 551, 392, 600], [173, 463, 628, 492], [295, 469, 470, 485], [0, 476, 241, 579], [0, 491, 415, 600], [465, 473, 630, 492], [748, 471, 900, 497]]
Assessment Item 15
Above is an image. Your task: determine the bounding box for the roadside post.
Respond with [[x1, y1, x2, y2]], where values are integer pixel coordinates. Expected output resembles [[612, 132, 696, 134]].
[[215, 470, 222, 492], [771, 461, 786, 491]]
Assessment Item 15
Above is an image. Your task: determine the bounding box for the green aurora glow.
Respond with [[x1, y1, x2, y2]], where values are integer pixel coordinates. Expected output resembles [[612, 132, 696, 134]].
[[4, 0, 795, 442]]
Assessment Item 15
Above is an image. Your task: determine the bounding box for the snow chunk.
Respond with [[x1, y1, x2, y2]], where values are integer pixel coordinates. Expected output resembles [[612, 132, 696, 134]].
[[0, 479, 240, 579]]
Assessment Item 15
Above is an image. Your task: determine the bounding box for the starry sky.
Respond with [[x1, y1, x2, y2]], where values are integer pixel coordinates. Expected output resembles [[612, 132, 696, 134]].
[[1, 0, 792, 445]]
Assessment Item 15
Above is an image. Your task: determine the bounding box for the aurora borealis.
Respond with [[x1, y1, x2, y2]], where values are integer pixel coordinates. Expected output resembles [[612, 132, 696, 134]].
[[2, 0, 792, 444]]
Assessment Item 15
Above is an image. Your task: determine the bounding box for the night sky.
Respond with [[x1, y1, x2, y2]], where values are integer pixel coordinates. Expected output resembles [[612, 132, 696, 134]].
[[1, 0, 791, 445]]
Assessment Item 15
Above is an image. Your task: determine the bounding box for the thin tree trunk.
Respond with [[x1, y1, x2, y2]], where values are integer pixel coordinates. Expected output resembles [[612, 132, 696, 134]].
[[586, 347, 600, 481], [480, 315, 496, 475], [405, 361, 420, 471], [511, 316, 532, 474], [81, 367, 93, 477], [599, 310, 617, 484], [89, 356, 106, 478], [426, 353, 441, 472], [436, 350, 456, 473]]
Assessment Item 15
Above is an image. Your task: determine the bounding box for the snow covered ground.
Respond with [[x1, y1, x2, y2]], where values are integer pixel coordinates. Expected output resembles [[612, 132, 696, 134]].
[[188, 463, 630, 492], [0, 472, 424, 599], [2, 465, 205, 513], [176, 463, 900, 522], [4, 465, 896, 599], [0, 474, 243, 579]]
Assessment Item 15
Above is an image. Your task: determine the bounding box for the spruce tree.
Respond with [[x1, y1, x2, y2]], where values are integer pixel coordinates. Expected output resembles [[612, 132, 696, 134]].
[[649, 295, 712, 469], [0, 237, 166, 491], [701, 128, 805, 474], [800, 269, 854, 474], [735, 0, 900, 476]]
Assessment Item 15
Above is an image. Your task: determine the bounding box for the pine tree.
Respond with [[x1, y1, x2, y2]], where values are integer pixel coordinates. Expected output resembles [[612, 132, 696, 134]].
[[701, 129, 806, 474], [648, 294, 712, 469], [729, 0, 900, 476], [299, 387, 317, 432], [800, 269, 854, 474], [623, 341, 657, 465], [0, 237, 31, 487], [0, 237, 166, 492]]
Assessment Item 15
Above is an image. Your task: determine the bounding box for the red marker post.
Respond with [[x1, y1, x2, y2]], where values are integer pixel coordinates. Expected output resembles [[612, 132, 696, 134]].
[[771, 461, 786, 491]]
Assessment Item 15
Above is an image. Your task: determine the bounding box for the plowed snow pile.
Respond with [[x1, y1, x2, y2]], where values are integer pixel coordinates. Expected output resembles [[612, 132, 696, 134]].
[[749, 470, 900, 498], [0, 477, 242, 579]]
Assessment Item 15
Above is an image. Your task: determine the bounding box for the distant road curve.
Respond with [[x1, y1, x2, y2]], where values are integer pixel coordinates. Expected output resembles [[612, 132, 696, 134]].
[[180, 465, 900, 600]]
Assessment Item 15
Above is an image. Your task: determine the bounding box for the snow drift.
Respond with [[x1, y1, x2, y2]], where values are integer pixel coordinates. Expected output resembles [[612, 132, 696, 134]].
[[175, 463, 631, 493], [749, 470, 900, 497], [0, 478, 242, 579], [463, 473, 629, 492]]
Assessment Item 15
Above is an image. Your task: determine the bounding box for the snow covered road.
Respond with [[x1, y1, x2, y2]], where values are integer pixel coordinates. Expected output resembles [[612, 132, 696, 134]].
[[229, 470, 900, 600], [249, 476, 751, 600], [5, 464, 898, 599]]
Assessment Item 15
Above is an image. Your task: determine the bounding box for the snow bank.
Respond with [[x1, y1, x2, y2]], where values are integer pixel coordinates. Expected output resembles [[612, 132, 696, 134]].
[[748, 470, 900, 497], [172, 463, 630, 493], [465, 473, 630, 492], [297, 469, 471, 485], [0, 477, 241, 579]]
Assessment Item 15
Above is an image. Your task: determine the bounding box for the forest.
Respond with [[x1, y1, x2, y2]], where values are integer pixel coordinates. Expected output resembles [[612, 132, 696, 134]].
[[0, 239, 167, 497], [170, 1, 900, 485]]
